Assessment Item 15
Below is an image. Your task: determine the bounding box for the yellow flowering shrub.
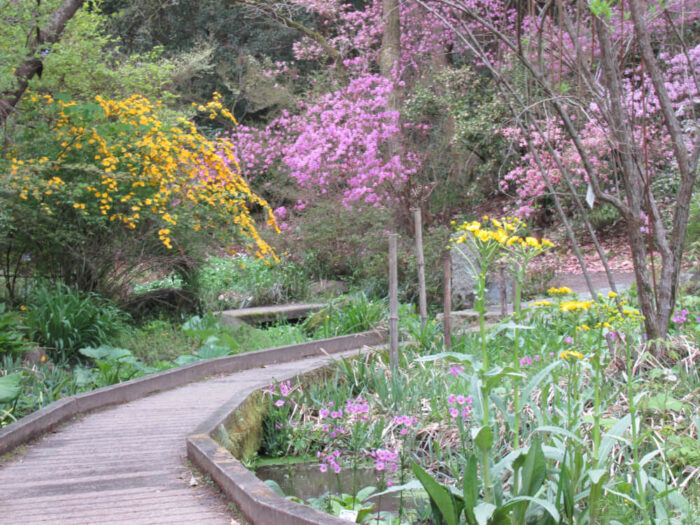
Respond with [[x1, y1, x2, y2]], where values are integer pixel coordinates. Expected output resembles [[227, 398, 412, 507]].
[[8, 92, 276, 256], [1, 92, 277, 298]]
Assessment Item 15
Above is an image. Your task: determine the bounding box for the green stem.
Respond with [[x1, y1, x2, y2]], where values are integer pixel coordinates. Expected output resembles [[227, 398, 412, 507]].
[[512, 272, 523, 452], [589, 347, 601, 524], [511, 271, 523, 522], [478, 272, 488, 369], [592, 342, 602, 459], [626, 340, 651, 524], [477, 270, 492, 504]]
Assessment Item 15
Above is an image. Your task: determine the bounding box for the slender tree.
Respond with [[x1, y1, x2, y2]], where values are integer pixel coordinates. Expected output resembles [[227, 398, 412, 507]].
[[422, 0, 699, 340], [0, 0, 86, 125]]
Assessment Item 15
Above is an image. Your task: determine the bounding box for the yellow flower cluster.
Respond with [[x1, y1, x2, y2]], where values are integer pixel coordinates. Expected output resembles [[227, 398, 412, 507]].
[[532, 299, 552, 307], [548, 286, 573, 295], [560, 300, 594, 312], [11, 93, 278, 258], [452, 216, 554, 250], [560, 350, 584, 360]]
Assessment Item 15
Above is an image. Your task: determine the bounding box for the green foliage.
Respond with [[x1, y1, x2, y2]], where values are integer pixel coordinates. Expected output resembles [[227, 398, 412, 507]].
[[114, 318, 198, 364], [32, 7, 177, 103], [258, 284, 698, 524], [303, 294, 385, 338], [99, 0, 306, 124], [197, 255, 309, 310], [0, 0, 57, 94], [0, 373, 22, 404], [308, 488, 377, 523], [1, 1, 178, 120], [0, 304, 29, 355], [1, 354, 82, 426], [521, 264, 557, 300], [404, 67, 512, 209], [26, 282, 126, 362], [587, 203, 623, 233], [77, 345, 156, 387], [276, 202, 448, 305]]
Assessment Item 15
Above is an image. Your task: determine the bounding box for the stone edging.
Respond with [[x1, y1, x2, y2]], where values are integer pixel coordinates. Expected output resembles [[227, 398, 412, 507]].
[[0, 330, 385, 457], [186, 354, 370, 525]]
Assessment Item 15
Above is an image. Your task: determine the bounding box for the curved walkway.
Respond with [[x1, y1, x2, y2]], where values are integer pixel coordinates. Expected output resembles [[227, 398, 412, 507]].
[[0, 353, 347, 524]]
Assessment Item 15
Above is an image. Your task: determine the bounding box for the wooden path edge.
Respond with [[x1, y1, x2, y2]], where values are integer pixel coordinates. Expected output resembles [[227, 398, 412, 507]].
[[0, 329, 386, 458], [187, 365, 365, 525]]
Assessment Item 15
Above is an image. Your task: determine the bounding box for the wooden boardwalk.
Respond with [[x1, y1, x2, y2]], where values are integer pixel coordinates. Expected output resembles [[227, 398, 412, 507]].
[[0, 354, 340, 524]]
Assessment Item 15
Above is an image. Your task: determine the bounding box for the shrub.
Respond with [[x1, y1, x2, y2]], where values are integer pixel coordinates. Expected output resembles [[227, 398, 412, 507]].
[[587, 203, 623, 233], [0, 93, 277, 302], [197, 255, 309, 309], [0, 304, 29, 356], [270, 201, 450, 306], [26, 282, 126, 362], [303, 293, 386, 337]]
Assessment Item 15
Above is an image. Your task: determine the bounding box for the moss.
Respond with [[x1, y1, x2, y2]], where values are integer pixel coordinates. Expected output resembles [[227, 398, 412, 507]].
[[213, 365, 349, 463], [217, 391, 266, 463]]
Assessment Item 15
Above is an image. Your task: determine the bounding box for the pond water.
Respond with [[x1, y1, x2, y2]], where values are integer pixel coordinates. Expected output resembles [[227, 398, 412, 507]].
[[255, 460, 420, 515]]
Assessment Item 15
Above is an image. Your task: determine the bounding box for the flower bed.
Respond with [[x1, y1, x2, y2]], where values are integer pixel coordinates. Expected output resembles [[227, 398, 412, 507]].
[[253, 218, 698, 524]]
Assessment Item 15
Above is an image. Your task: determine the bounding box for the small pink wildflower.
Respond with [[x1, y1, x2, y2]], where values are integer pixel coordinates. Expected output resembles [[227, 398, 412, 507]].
[[449, 365, 464, 376]]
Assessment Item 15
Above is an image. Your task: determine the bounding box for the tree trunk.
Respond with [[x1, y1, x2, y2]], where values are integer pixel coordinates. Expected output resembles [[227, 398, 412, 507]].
[[0, 0, 86, 125]]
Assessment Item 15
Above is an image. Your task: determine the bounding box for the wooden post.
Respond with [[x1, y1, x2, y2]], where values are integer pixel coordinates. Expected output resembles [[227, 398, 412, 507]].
[[499, 264, 507, 318], [442, 251, 452, 351], [413, 208, 428, 329], [389, 233, 399, 371]]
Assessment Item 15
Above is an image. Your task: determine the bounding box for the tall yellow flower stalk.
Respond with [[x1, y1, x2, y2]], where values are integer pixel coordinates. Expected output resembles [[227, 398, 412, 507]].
[[451, 216, 554, 499]]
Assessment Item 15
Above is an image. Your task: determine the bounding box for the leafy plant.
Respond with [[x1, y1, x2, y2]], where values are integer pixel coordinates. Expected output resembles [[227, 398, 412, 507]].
[[303, 293, 386, 338], [197, 255, 309, 310], [0, 373, 22, 404], [77, 345, 155, 388], [26, 282, 126, 362], [0, 303, 29, 355]]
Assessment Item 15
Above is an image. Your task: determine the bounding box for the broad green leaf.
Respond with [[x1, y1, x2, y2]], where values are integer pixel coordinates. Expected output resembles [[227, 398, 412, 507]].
[[522, 361, 560, 401], [356, 486, 377, 501], [373, 479, 424, 497], [558, 460, 574, 519], [263, 479, 286, 497], [0, 373, 21, 403], [196, 340, 230, 359], [79, 345, 132, 362], [473, 502, 496, 525], [473, 425, 493, 452], [499, 496, 560, 522], [639, 393, 687, 412], [73, 367, 95, 387], [640, 449, 661, 467], [533, 425, 586, 447], [411, 461, 463, 525], [490, 393, 514, 427], [356, 505, 375, 523], [484, 366, 525, 391], [648, 476, 691, 512], [173, 355, 200, 366], [597, 415, 631, 468], [588, 469, 606, 485], [462, 456, 479, 525], [520, 438, 546, 497]]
